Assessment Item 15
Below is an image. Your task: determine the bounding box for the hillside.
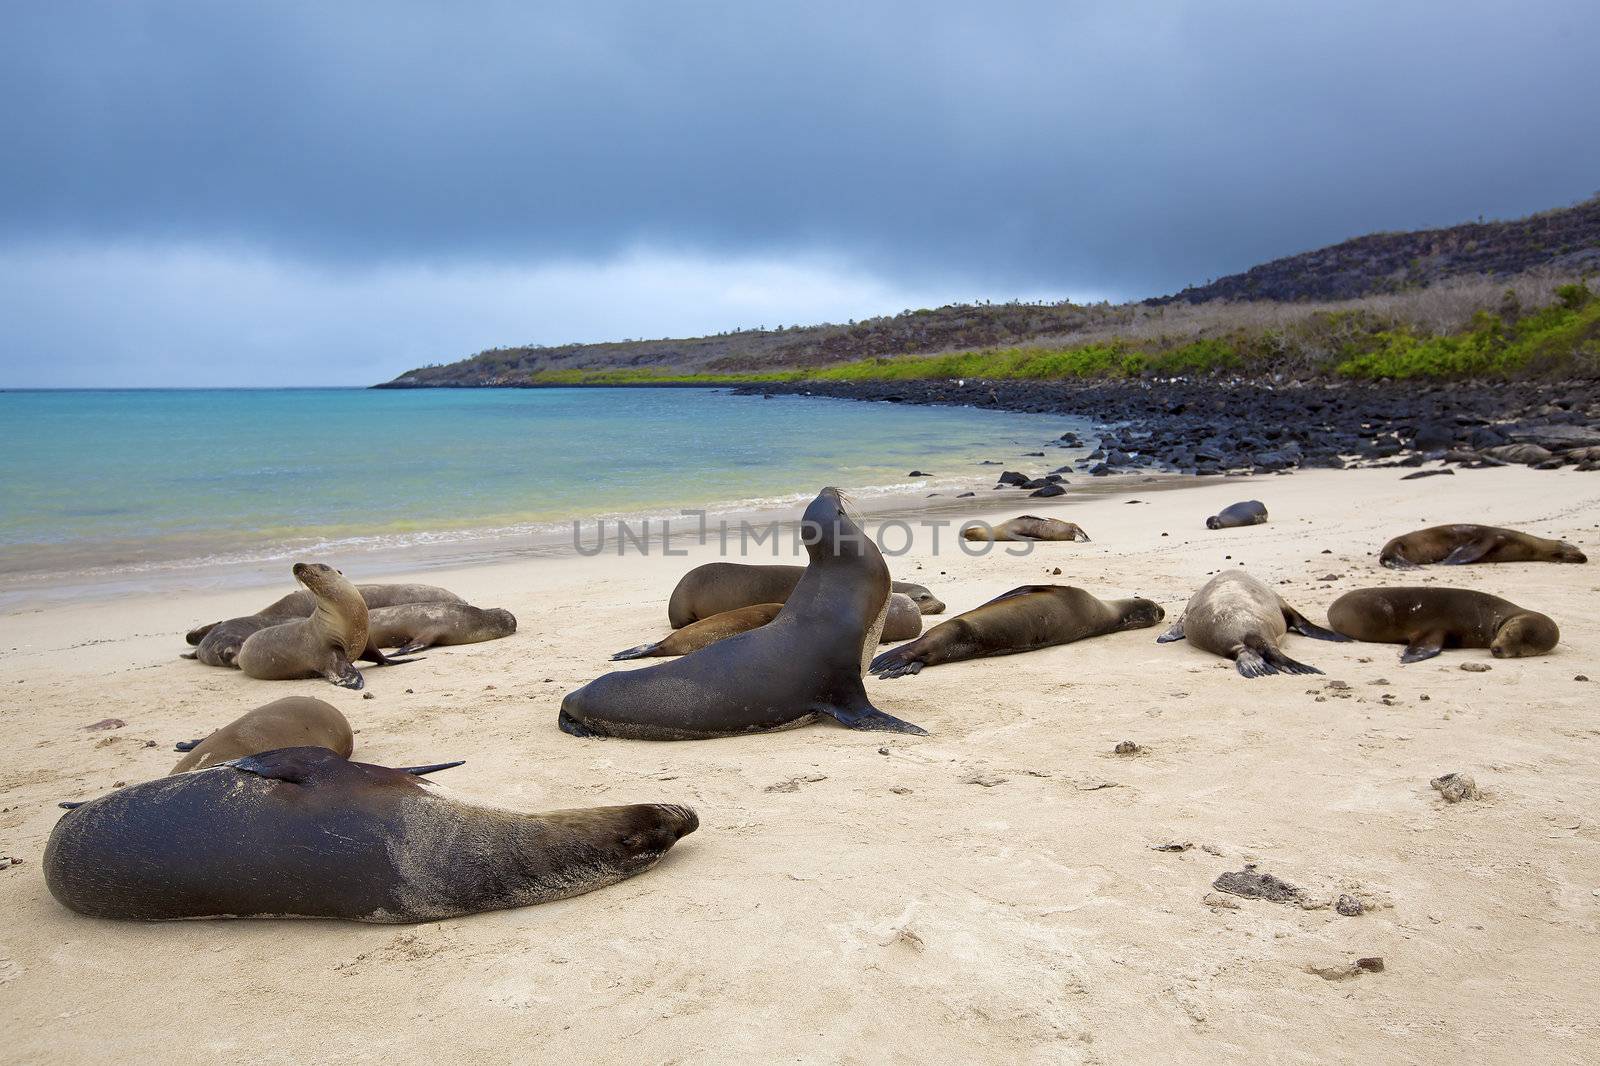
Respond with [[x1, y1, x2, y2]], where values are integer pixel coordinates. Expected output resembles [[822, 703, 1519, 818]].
[[377, 196, 1600, 387]]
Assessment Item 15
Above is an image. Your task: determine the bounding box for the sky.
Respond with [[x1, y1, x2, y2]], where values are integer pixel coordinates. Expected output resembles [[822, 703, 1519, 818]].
[[3, 2, 1597, 387]]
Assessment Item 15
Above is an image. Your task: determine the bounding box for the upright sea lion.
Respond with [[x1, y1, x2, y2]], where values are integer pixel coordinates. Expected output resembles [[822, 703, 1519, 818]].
[[562, 488, 926, 739], [1157, 571, 1347, 677], [870, 585, 1164, 678], [1206, 501, 1267, 530], [236, 563, 387, 689], [1378, 524, 1587, 569], [367, 603, 518, 655], [612, 592, 923, 661], [170, 697, 354, 773], [185, 583, 467, 646], [44, 746, 697, 922], [963, 516, 1091, 542], [666, 562, 945, 628], [1327, 587, 1559, 662]]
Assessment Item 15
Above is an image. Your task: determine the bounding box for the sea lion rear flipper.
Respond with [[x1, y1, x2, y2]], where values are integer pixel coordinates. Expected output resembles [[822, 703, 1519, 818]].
[[179, 651, 198, 660], [390, 641, 433, 656], [1156, 619, 1186, 643], [1440, 537, 1500, 565], [822, 700, 928, 735], [396, 760, 465, 776], [1400, 632, 1445, 663], [1282, 606, 1351, 642], [1236, 642, 1322, 678], [611, 641, 663, 661], [359, 644, 420, 666]]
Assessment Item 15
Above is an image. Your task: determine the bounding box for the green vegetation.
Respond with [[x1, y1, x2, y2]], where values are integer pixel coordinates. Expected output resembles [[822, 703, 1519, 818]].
[[510, 282, 1598, 387]]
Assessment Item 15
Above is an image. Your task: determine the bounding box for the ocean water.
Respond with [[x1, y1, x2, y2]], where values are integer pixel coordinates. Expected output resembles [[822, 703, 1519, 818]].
[[0, 387, 1082, 585]]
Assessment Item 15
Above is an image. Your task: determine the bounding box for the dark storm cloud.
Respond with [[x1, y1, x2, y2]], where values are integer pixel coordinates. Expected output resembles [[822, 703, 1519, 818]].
[[5, 0, 1596, 296]]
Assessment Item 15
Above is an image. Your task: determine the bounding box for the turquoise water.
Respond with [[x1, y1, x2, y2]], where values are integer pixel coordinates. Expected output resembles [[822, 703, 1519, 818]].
[[0, 388, 1078, 579]]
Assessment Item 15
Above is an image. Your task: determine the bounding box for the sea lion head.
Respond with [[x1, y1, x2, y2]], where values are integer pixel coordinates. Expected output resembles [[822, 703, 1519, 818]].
[[293, 562, 347, 594], [540, 802, 700, 878], [799, 487, 870, 561], [1552, 540, 1587, 564], [1205, 516, 1223, 530], [895, 582, 946, 615], [1490, 610, 1560, 658], [1121, 597, 1167, 629], [483, 607, 518, 631]]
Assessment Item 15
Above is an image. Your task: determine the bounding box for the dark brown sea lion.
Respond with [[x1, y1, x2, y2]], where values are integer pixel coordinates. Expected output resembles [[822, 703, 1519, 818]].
[[612, 592, 923, 661], [367, 603, 517, 655], [962, 516, 1091, 542], [1378, 524, 1587, 569], [870, 585, 1163, 678], [562, 488, 926, 739], [184, 583, 467, 646], [1206, 501, 1267, 530], [666, 562, 945, 628], [236, 564, 394, 689], [170, 697, 353, 773], [43, 746, 697, 922], [1157, 571, 1347, 677], [1327, 586, 1559, 663]]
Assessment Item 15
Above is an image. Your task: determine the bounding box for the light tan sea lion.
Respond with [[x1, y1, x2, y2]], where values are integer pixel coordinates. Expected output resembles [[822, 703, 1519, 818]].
[[1379, 524, 1587, 569], [962, 516, 1091, 542], [1328, 586, 1560, 662], [236, 563, 390, 689], [170, 697, 354, 773], [367, 603, 517, 655], [45, 746, 697, 922], [1157, 571, 1347, 677], [666, 562, 945, 627], [184, 583, 467, 646], [612, 592, 923, 661], [870, 585, 1163, 678]]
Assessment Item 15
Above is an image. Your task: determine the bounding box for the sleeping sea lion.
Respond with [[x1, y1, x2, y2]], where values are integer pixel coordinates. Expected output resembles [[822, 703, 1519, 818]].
[[44, 746, 696, 922], [184, 583, 467, 646], [870, 585, 1163, 678], [666, 562, 945, 627], [1157, 571, 1347, 677], [236, 563, 397, 689], [1378, 524, 1587, 569], [367, 603, 518, 655], [1206, 501, 1267, 530], [1327, 586, 1559, 662], [962, 516, 1091, 542], [170, 697, 354, 773], [561, 487, 926, 739], [611, 593, 923, 661]]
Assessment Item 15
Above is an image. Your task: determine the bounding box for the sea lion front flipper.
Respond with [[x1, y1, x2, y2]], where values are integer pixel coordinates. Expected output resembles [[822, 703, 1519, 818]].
[[225, 747, 334, 784], [1440, 536, 1502, 566], [1400, 632, 1445, 663], [390, 641, 434, 656], [327, 660, 366, 689], [396, 760, 465, 776], [821, 699, 928, 735], [868, 645, 925, 678], [179, 651, 198, 660], [173, 737, 207, 752], [610, 642, 663, 661], [1281, 605, 1351, 642], [1156, 619, 1186, 643]]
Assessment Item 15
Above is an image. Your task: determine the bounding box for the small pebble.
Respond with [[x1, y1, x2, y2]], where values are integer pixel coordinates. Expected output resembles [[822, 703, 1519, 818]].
[[1113, 740, 1140, 755], [1460, 662, 1492, 673], [1431, 772, 1481, 803], [1335, 895, 1364, 917], [1576, 675, 1590, 682], [362, 692, 376, 700]]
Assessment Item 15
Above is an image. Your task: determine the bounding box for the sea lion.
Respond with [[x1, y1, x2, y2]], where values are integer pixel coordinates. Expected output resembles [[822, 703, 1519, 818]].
[[962, 516, 1091, 543], [1206, 501, 1267, 530], [1327, 586, 1559, 662], [183, 615, 284, 668], [1378, 524, 1587, 569], [1157, 571, 1347, 677], [236, 563, 388, 689], [666, 562, 945, 628], [185, 583, 467, 646], [170, 697, 354, 773], [562, 487, 926, 739], [870, 585, 1164, 678], [612, 592, 923, 661], [43, 746, 697, 922], [367, 603, 518, 655]]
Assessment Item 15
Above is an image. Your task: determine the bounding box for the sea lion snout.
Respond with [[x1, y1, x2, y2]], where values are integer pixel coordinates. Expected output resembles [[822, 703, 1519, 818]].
[[1558, 542, 1587, 563], [1491, 611, 1560, 658], [611, 804, 699, 869], [1206, 517, 1222, 530], [1128, 599, 1167, 627]]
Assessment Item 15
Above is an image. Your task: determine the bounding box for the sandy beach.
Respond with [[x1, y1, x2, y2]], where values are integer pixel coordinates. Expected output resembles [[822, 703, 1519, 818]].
[[3, 466, 1598, 1063]]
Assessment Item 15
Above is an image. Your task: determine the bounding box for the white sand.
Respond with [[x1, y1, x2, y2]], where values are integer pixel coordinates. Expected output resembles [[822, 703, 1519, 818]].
[[2, 467, 1598, 1062]]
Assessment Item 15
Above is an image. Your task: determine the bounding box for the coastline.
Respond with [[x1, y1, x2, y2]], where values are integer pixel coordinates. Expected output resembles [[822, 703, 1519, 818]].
[[2, 464, 1597, 1061]]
